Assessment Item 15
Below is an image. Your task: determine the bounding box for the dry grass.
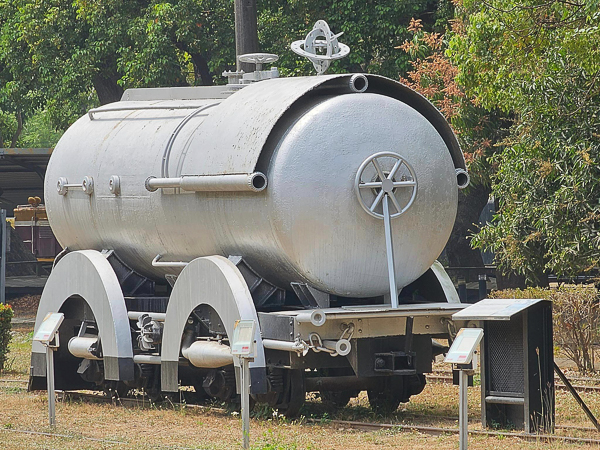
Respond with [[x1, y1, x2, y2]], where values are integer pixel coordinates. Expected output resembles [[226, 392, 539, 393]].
[[3, 321, 600, 448], [2, 389, 598, 450]]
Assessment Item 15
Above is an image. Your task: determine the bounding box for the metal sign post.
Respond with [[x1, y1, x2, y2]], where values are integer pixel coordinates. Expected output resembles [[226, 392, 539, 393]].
[[33, 312, 64, 427], [231, 320, 256, 450], [0, 209, 6, 305], [445, 328, 483, 450]]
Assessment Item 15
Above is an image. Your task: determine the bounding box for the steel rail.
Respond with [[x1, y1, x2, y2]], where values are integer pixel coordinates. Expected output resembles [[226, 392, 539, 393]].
[[309, 419, 600, 445], [431, 371, 600, 385], [426, 374, 600, 393]]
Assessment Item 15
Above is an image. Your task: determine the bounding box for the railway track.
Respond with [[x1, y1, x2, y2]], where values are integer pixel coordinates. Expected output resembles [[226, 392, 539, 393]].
[[54, 390, 600, 445], [426, 374, 600, 393], [5, 378, 600, 445], [315, 418, 600, 445]]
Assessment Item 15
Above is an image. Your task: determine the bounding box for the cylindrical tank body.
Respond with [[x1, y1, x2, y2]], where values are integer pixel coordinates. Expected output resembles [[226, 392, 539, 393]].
[[45, 75, 464, 297]]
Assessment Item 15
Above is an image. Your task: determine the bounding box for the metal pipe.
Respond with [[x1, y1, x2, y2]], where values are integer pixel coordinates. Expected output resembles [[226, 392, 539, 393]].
[[68, 337, 102, 360], [47, 346, 56, 427], [349, 74, 368, 93], [295, 309, 326, 327], [57, 176, 94, 196], [182, 341, 234, 368], [459, 370, 468, 450], [456, 168, 470, 189], [133, 354, 161, 365], [262, 339, 306, 353], [322, 339, 351, 356], [151, 254, 188, 268], [241, 357, 251, 450], [145, 173, 267, 193], [127, 311, 166, 322], [305, 375, 380, 392], [383, 195, 399, 308]]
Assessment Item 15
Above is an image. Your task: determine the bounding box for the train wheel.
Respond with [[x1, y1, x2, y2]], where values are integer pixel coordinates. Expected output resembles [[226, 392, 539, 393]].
[[367, 375, 405, 414], [273, 369, 305, 418], [103, 381, 129, 400], [367, 389, 402, 414], [320, 390, 354, 408]]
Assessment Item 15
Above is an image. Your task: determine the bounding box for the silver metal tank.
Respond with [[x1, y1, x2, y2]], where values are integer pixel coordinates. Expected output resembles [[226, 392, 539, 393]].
[[45, 74, 465, 297]]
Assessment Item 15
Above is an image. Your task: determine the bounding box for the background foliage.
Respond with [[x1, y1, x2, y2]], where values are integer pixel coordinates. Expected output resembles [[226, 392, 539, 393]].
[[450, 0, 600, 284], [0, 0, 453, 137], [1, 0, 599, 283], [492, 286, 599, 372], [0, 303, 13, 372]]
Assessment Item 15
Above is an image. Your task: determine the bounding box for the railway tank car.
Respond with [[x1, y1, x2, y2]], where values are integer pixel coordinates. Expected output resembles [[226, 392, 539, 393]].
[[30, 23, 470, 416]]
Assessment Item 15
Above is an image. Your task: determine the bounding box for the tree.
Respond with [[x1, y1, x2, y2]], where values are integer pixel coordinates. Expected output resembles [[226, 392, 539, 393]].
[[398, 18, 507, 268], [0, 0, 45, 145], [0, 0, 236, 129], [258, 0, 453, 78], [449, 0, 600, 284]]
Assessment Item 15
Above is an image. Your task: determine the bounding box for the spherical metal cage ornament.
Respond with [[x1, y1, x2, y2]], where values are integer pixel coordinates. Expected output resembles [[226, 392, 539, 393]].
[[355, 152, 417, 219], [290, 20, 350, 75]]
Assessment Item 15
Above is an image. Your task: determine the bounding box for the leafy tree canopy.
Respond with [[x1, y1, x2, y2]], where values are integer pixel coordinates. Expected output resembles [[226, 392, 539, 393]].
[[0, 0, 236, 130], [258, 0, 453, 78], [0, 0, 453, 132], [449, 0, 600, 284]]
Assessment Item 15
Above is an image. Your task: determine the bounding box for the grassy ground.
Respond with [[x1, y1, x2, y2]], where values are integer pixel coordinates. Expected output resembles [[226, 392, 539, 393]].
[[2, 302, 600, 449]]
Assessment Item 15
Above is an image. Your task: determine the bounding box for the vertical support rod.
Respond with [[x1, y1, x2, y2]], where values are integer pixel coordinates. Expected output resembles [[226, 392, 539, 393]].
[[0, 209, 6, 304], [458, 277, 467, 303], [234, 0, 259, 72], [241, 358, 251, 449], [459, 369, 468, 450], [478, 274, 487, 301], [46, 345, 56, 427], [382, 195, 398, 308]]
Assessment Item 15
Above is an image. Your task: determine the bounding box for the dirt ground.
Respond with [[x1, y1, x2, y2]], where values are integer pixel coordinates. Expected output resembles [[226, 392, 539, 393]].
[[2, 297, 600, 449]]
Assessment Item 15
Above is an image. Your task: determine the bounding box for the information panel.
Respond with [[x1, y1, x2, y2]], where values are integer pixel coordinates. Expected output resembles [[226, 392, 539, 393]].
[[445, 328, 483, 365], [231, 320, 256, 357], [33, 312, 64, 345]]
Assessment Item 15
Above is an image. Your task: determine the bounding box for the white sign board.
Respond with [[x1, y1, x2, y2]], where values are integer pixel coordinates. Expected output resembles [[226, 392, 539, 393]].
[[33, 313, 64, 345], [445, 328, 483, 365], [231, 320, 256, 357]]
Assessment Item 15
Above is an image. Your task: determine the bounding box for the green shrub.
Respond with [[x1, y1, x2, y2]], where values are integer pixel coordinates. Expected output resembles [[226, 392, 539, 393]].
[[0, 303, 13, 372], [491, 286, 599, 373]]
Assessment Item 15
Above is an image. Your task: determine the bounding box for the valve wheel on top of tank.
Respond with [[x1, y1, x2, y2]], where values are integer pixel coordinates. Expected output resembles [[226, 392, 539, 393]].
[[238, 53, 279, 71], [355, 151, 417, 219]]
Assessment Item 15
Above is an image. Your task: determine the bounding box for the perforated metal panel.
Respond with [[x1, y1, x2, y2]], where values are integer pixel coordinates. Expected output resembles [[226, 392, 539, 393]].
[[487, 315, 524, 394]]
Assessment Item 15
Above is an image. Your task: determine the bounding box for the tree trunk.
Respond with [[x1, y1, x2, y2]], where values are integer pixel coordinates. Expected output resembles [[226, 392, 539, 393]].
[[234, 0, 258, 73], [174, 41, 214, 86], [495, 271, 526, 290], [10, 111, 23, 148], [190, 52, 214, 86], [444, 183, 491, 268], [93, 71, 124, 105]]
